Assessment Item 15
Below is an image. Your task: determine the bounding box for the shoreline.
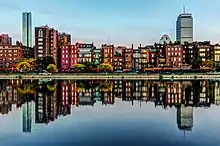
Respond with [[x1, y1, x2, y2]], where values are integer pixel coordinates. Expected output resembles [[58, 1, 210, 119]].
[[1, 73, 220, 80]]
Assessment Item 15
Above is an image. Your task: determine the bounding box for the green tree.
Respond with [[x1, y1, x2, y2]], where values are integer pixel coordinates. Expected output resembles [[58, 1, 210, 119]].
[[47, 64, 58, 72], [98, 63, 113, 72], [72, 64, 86, 72]]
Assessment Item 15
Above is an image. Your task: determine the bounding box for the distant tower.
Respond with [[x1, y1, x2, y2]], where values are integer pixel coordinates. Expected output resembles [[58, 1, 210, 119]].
[[22, 12, 32, 47], [176, 6, 193, 44]]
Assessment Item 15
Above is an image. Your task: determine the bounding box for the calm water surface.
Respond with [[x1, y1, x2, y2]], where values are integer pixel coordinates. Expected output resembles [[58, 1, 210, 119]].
[[0, 79, 220, 146]]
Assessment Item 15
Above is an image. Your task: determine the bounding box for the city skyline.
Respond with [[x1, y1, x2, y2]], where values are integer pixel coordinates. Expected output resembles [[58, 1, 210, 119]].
[[0, 0, 220, 46]]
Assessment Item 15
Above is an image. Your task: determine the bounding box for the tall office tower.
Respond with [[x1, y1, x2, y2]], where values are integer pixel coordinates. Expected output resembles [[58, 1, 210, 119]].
[[176, 7, 193, 44], [22, 12, 32, 47]]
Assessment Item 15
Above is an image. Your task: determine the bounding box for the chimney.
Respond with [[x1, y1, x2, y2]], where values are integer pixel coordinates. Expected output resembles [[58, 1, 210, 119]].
[[140, 44, 141, 47], [132, 44, 133, 49]]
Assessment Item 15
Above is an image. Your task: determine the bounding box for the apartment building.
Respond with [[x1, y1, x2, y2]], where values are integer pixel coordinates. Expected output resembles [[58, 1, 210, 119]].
[[0, 45, 23, 69], [60, 45, 77, 72], [35, 25, 58, 64], [76, 43, 94, 63], [165, 44, 186, 67]]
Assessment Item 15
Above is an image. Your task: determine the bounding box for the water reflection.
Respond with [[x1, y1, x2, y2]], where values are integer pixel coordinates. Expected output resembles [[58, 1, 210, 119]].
[[0, 79, 220, 135]]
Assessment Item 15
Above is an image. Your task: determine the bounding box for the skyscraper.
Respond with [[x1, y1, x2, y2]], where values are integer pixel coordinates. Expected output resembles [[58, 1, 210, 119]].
[[22, 12, 32, 47], [176, 7, 193, 44]]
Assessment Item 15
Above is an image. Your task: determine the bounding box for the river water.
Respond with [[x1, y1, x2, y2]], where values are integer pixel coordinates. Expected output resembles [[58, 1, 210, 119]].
[[0, 79, 220, 146]]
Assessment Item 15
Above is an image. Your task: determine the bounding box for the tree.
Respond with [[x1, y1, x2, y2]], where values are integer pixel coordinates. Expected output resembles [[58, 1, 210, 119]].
[[98, 63, 113, 72], [16, 61, 31, 72], [47, 64, 58, 72], [72, 64, 86, 72], [16, 58, 37, 72]]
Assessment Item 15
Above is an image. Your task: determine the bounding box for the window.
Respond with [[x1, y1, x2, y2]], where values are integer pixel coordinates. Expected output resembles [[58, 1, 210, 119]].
[[38, 30, 43, 37], [38, 38, 43, 41]]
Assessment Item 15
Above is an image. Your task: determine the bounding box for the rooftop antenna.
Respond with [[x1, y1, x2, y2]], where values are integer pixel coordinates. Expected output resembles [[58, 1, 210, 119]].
[[183, 5, 186, 13]]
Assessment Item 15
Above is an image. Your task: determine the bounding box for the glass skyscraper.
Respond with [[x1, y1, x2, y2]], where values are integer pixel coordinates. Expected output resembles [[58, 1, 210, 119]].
[[22, 12, 32, 47]]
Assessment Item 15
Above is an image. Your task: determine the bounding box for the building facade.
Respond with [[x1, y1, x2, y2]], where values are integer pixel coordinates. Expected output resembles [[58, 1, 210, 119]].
[[35, 25, 58, 64], [101, 44, 114, 64], [176, 11, 193, 44], [165, 44, 186, 67], [60, 45, 77, 72], [122, 46, 133, 71], [213, 44, 220, 64], [0, 34, 12, 45], [0, 45, 23, 69], [58, 33, 71, 46], [76, 43, 94, 63], [22, 12, 32, 48]]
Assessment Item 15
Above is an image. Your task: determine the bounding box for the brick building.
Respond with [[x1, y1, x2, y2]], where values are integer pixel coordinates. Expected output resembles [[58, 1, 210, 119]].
[[122, 46, 133, 71], [0, 45, 23, 69], [139, 45, 150, 69], [58, 33, 71, 46], [0, 34, 12, 45], [35, 25, 58, 65], [165, 44, 186, 67], [154, 43, 166, 67], [113, 46, 124, 71], [185, 41, 213, 63], [60, 45, 77, 72], [101, 44, 114, 64]]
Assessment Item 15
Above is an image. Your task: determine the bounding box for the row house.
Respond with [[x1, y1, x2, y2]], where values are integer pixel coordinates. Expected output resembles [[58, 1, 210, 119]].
[[154, 43, 166, 67], [213, 44, 220, 65], [165, 44, 186, 67], [101, 44, 114, 64], [113, 46, 124, 71], [185, 41, 213, 63], [93, 47, 101, 65], [139, 45, 150, 69], [132, 48, 140, 72], [76, 43, 94, 63], [60, 45, 77, 72], [123, 46, 133, 71]]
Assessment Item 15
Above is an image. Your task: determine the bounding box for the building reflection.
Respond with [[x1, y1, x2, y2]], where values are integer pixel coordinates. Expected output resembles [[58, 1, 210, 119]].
[[0, 79, 219, 133]]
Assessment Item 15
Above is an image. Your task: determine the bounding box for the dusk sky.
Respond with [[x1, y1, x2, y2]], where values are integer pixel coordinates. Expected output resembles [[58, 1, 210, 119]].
[[0, 0, 219, 47]]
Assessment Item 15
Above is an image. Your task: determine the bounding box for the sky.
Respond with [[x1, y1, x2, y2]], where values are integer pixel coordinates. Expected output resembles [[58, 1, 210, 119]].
[[0, 0, 220, 47]]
